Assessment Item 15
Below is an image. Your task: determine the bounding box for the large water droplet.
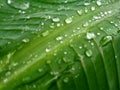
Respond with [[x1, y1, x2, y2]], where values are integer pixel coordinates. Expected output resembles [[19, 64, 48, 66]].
[[91, 6, 96, 11], [65, 17, 72, 24], [100, 36, 112, 46], [86, 32, 96, 39], [7, 0, 30, 10], [96, 1, 102, 6], [85, 49, 92, 57], [7, 0, 11, 4], [45, 48, 50, 52]]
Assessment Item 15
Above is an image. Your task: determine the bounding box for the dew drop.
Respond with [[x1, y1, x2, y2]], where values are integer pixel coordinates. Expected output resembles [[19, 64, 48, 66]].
[[96, 1, 102, 6], [5, 71, 11, 76], [63, 77, 69, 83], [97, 32, 101, 35], [7, 0, 11, 4], [83, 22, 89, 27], [42, 31, 49, 37], [7, 0, 30, 10], [3, 78, 8, 83], [38, 68, 43, 72], [100, 36, 112, 46], [46, 60, 51, 64], [85, 49, 92, 57], [22, 38, 30, 43], [91, 6, 96, 11], [56, 36, 63, 41], [65, 17, 72, 24], [78, 46, 82, 49], [77, 10, 82, 15], [86, 32, 96, 39], [52, 17, 60, 22], [45, 48, 50, 52], [64, 51, 67, 55], [84, 2, 90, 6]]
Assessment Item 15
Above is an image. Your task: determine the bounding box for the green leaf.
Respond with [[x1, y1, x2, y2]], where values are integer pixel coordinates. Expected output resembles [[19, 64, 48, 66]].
[[0, 0, 120, 90]]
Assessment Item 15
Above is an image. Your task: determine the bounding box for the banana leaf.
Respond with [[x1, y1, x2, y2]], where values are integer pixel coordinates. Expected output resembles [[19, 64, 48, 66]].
[[0, 0, 120, 90]]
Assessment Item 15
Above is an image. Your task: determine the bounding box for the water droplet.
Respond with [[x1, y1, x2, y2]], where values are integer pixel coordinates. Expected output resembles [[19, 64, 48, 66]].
[[91, 42, 94, 46], [7, 0, 11, 4], [38, 68, 43, 72], [86, 32, 96, 39], [93, 15, 100, 20], [97, 32, 101, 35], [77, 10, 82, 15], [50, 71, 59, 76], [85, 49, 92, 57], [22, 38, 30, 43], [57, 23, 61, 27], [46, 60, 51, 64], [56, 36, 63, 41], [63, 77, 69, 83], [8, 0, 30, 10], [108, 10, 112, 14], [100, 36, 112, 46], [79, 46, 82, 49], [65, 17, 72, 24], [91, 6, 96, 11], [45, 48, 50, 52], [5, 71, 11, 76], [83, 22, 89, 27], [52, 17, 60, 22], [84, 8, 88, 13], [3, 78, 8, 83], [84, 2, 90, 6], [96, 1, 102, 6], [64, 52, 67, 55], [42, 31, 49, 37]]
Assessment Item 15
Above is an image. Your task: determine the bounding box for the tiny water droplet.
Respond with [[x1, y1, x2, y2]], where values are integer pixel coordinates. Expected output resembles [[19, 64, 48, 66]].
[[63, 77, 69, 83], [22, 38, 30, 43], [65, 17, 72, 24], [86, 32, 96, 39], [83, 22, 89, 27], [56, 36, 63, 41], [52, 17, 60, 22], [3, 78, 8, 83], [64, 52, 67, 55], [38, 68, 43, 72], [100, 36, 112, 46], [97, 32, 101, 35], [84, 8, 88, 13], [85, 49, 92, 57], [84, 2, 90, 6], [46, 60, 51, 64], [42, 31, 49, 37]]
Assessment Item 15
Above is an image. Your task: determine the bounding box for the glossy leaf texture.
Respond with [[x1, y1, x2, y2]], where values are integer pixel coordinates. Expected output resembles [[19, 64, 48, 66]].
[[0, 0, 120, 90]]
